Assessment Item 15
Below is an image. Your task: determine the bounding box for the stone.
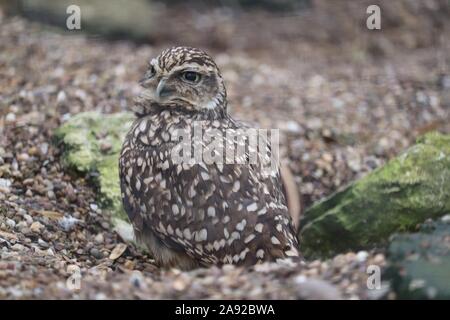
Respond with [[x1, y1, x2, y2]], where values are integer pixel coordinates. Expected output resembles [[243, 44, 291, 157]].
[[30, 221, 44, 233], [54, 111, 138, 245], [293, 276, 343, 300], [16, 0, 160, 42], [299, 132, 450, 258], [109, 243, 127, 260], [386, 217, 450, 299], [5, 219, 16, 229], [54, 111, 134, 222], [90, 248, 104, 260]]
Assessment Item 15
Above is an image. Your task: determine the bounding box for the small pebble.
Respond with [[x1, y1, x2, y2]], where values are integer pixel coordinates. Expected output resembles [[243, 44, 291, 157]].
[[6, 219, 16, 229], [356, 251, 369, 262], [5, 113, 16, 122], [90, 248, 103, 259], [11, 244, 25, 252], [30, 221, 44, 233], [94, 233, 104, 244], [17, 153, 30, 162]]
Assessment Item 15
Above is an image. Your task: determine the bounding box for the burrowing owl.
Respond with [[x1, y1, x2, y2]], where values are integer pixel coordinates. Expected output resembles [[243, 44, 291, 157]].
[[119, 47, 300, 269]]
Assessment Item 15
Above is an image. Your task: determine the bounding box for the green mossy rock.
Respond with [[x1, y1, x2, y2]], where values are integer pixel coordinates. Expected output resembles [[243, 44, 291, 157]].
[[54, 111, 134, 238], [299, 132, 450, 258], [386, 217, 450, 299]]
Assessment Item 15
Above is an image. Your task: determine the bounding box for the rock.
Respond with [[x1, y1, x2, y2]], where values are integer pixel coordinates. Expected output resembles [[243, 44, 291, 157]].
[[0, 178, 12, 194], [113, 218, 135, 244], [386, 218, 450, 299], [17, 153, 30, 161], [293, 276, 343, 300], [58, 216, 81, 232], [109, 243, 127, 260], [11, 244, 25, 252], [356, 251, 369, 262], [38, 210, 63, 220], [5, 219, 16, 229], [5, 112, 16, 123], [54, 111, 134, 227], [299, 132, 450, 258], [38, 239, 49, 248], [56, 90, 67, 104], [94, 233, 104, 244], [16, 0, 161, 42], [90, 248, 104, 260], [30, 221, 44, 233], [0, 230, 18, 241]]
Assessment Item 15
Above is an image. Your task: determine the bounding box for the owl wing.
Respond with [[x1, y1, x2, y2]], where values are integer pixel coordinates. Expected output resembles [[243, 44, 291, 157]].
[[119, 130, 189, 254]]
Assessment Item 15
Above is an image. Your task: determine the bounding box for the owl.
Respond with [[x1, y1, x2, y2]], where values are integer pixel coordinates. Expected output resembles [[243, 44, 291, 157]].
[[119, 47, 301, 270]]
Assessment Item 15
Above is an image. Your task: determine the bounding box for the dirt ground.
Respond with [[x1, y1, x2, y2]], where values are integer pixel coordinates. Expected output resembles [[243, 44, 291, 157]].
[[0, 1, 449, 299]]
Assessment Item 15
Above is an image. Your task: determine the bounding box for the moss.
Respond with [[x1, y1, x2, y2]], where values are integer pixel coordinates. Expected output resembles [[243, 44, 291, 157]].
[[54, 111, 134, 222], [299, 132, 450, 258], [97, 155, 128, 220]]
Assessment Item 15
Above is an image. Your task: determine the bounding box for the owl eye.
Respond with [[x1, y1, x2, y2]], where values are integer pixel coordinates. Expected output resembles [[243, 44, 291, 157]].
[[182, 71, 201, 83]]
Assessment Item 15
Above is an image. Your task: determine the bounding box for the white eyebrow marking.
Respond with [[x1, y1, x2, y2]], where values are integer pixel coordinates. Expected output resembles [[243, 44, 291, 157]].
[[170, 64, 203, 74], [151, 58, 158, 65]]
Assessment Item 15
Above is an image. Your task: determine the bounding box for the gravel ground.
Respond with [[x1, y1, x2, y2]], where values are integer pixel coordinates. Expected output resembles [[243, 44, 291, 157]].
[[0, 7, 448, 300]]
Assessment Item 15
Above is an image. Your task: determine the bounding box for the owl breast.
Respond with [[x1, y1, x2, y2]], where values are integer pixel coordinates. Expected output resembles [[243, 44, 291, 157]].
[[119, 110, 301, 268]]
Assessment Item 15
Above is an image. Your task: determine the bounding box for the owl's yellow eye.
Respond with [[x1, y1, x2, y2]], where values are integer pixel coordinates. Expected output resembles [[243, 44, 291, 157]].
[[182, 71, 201, 83]]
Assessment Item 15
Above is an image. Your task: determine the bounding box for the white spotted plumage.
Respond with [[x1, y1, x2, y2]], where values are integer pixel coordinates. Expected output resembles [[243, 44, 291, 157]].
[[119, 46, 301, 270]]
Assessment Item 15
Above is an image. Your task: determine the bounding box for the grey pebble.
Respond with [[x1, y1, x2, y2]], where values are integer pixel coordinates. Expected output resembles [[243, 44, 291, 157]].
[[90, 248, 104, 259]]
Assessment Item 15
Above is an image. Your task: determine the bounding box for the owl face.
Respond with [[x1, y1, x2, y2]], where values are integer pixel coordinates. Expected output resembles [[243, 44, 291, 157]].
[[139, 47, 227, 112]]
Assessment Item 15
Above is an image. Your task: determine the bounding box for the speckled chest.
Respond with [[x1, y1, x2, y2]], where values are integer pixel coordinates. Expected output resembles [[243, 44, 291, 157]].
[[119, 110, 301, 265], [120, 111, 233, 220]]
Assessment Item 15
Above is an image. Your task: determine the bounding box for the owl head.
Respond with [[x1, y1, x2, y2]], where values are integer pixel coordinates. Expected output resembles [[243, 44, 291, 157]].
[[135, 47, 227, 117]]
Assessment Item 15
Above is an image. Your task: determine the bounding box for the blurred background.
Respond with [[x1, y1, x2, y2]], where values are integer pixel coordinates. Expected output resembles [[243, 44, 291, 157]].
[[2, 0, 448, 55]]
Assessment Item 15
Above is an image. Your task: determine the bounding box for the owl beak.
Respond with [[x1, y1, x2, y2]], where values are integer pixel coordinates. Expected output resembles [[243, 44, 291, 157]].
[[156, 79, 166, 99], [156, 79, 174, 100]]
